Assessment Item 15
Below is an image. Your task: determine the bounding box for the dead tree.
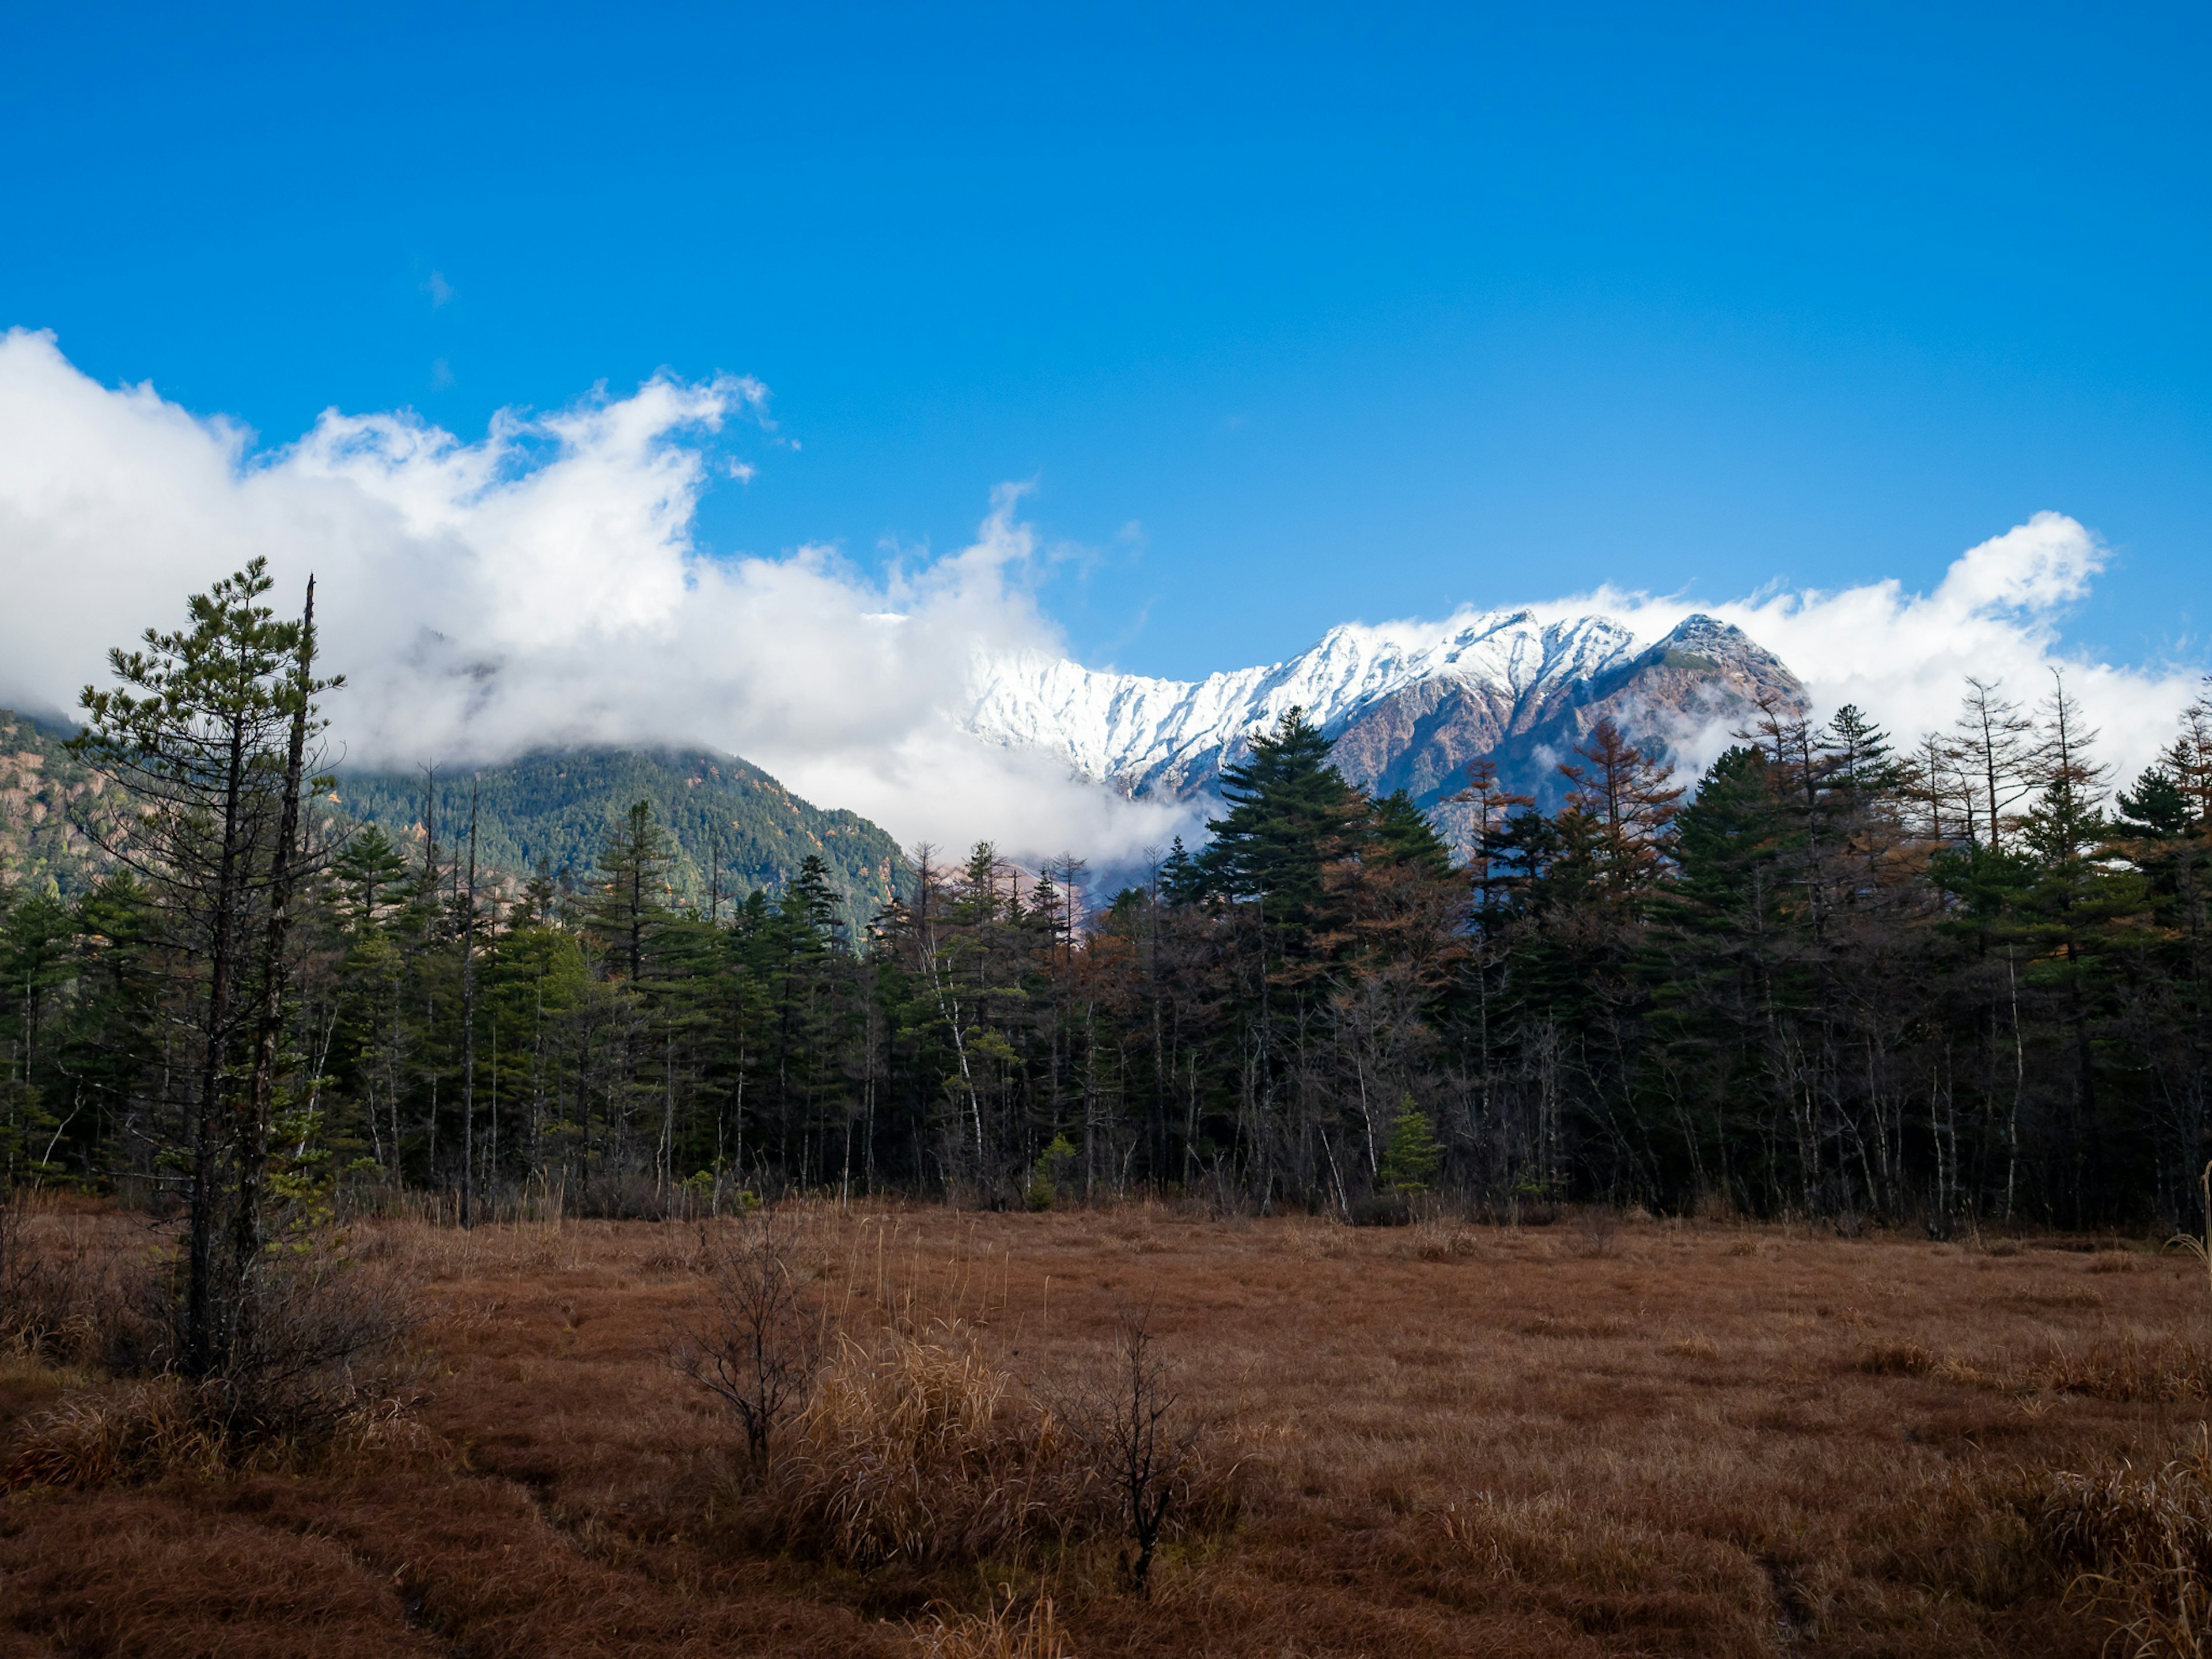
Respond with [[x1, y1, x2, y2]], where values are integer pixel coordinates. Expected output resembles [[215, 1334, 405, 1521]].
[[1095, 1309, 1192, 1595], [671, 1223, 822, 1465]]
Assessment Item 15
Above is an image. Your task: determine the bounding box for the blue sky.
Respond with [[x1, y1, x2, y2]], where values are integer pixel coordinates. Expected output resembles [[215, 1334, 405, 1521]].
[[5, 2, 2207, 681]]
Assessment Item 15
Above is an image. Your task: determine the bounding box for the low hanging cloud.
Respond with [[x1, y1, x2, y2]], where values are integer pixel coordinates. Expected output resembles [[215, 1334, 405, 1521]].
[[0, 328, 1191, 862], [0, 329, 2198, 876], [1532, 512, 2203, 785]]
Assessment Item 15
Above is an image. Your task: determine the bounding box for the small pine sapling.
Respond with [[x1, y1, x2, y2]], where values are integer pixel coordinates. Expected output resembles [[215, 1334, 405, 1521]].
[[1379, 1098, 1442, 1195]]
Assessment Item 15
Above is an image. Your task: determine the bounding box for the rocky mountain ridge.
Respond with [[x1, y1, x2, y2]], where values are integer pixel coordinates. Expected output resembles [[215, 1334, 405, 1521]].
[[965, 608, 1805, 842]]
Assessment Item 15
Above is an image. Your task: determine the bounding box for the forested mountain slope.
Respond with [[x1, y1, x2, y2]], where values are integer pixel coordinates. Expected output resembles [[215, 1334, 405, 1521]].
[[0, 713, 904, 930], [329, 747, 904, 933], [0, 709, 108, 896]]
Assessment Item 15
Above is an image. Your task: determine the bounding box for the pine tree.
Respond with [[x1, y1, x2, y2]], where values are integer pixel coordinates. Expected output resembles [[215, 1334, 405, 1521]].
[[70, 559, 334, 1376], [1199, 706, 1358, 937], [1378, 1099, 1442, 1194], [1555, 717, 1683, 899], [586, 800, 674, 984]]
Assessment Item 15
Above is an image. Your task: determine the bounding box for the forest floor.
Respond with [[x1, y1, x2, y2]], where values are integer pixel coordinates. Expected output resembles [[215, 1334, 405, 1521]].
[[5, 1200, 2211, 1657]]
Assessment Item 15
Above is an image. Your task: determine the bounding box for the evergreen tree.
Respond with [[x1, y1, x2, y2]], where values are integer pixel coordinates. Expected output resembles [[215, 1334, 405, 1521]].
[[1378, 1100, 1442, 1194], [586, 800, 674, 984]]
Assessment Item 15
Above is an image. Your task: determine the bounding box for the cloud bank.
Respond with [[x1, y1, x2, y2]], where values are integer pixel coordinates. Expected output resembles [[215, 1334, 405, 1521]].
[[0, 329, 2197, 872], [1531, 512, 2203, 785], [0, 329, 1192, 862]]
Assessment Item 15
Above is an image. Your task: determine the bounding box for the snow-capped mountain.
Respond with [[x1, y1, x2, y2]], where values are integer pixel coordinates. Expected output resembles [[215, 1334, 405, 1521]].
[[964, 608, 1803, 827]]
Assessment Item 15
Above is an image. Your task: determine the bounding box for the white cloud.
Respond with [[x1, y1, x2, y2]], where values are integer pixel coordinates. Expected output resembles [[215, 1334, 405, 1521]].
[[1532, 512, 2203, 787], [0, 329, 1190, 865], [0, 329, 2193, 879]]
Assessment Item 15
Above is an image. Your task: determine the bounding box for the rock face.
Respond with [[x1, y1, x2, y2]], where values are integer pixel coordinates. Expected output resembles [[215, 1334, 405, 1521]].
[[965, 609, 1805, 836]]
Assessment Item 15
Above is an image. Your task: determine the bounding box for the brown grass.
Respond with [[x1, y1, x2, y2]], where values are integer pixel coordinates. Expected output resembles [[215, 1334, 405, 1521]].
[[910, 1589, 1075, 1658], [2038, 1428, 2212, 1656], [6, 1205, 2212, 1656], [766, 1319, 1109, 1569]]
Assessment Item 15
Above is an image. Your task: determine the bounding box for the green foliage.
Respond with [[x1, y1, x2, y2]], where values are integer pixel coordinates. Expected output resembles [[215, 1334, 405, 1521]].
[[0, 708, 120, 897], [32, 562, 2212, 1246], [1198, 707, 1357, 923], [328, 746, 902, 935], [1028, 1132, 1078, 1209], [1378, 1101, 1441, 1195]]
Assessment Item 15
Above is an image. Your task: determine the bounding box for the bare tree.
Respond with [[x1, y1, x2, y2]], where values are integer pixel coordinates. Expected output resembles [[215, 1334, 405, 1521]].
[[671, 1222, 823, 1465], [1952, 677, 2037, 852], [1088, 1309, 1196, 1596]]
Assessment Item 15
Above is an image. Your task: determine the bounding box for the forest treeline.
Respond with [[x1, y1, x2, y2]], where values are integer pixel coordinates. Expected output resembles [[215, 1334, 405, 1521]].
[[7, 562, 2212, 1248]]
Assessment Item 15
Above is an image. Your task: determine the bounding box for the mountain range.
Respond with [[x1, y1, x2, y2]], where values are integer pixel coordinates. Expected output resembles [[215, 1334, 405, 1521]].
[[965, 608, 1805, 842], [3, 606, 1808, 906]]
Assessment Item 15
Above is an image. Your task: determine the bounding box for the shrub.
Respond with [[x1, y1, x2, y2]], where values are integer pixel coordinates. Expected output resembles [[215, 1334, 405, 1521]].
[[1077, 1311, 1196, 1593], [1028, 1135, 1078, 1211], [1378, 1101, 1441, 1196], [190, 1246, 415, 1440], [671, 1222, 825, 1465], [771, 1320, 1102, 1569], [1, 1213, 414, 1488]]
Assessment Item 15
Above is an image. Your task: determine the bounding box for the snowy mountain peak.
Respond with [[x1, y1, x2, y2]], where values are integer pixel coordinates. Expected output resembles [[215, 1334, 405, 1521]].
[[964, 605, 1791, 806]]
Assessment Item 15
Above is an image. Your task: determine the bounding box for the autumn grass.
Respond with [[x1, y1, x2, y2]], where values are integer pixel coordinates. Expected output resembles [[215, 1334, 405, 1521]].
[[8, 1202, 2212, 1655], [766, 1319, 1107, 1569], [910, 1588, 1075, 1658]]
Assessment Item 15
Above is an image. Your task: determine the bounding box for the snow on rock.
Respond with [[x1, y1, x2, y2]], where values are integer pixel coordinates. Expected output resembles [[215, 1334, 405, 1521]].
[[963, 608, 1652, 797]]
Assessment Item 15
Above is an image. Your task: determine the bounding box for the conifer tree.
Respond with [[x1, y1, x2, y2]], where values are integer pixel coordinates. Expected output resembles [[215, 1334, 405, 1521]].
[[70, 559, 335, 1376], [587, 800, 674, 984], [1379, 1099, 1442, 1194]]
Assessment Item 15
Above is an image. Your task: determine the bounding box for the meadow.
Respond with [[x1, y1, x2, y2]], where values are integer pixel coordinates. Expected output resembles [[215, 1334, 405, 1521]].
[[7, 1200, 2212, 1658]]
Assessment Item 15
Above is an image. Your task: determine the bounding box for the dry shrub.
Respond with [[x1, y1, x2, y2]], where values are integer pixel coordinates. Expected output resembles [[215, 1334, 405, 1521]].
[[672, 1222, 826, 1463], [1858, 1340, 1938, 1376], [910, 1589, 1074, 1659], [3, 1253, 424, 1491], [2038, 1429, 2212, 1657], [772, 1320, 1106, 1568], [1579, 1203, 1622, 1258], [2, 1377, 438, 1490], [641, 1224, 709, 1275], [2032, 1336, 2212, 1403], [1436, 1490, 1770, 1633], [3, 1378, 229, 1488], [191, 1249, 416, 1439], [1858, 1334, 2212, 1403], [1399, 1222, 1482, 1262]]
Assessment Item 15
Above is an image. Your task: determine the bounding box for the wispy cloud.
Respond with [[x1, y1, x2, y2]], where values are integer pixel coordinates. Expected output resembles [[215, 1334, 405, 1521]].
[[422, 271, 453, 308]]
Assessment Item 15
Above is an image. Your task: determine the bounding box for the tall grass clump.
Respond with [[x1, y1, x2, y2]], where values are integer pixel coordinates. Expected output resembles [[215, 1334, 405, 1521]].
[[2039, 1429, 2212, 1657], [772, 1320, 1105, 1569], [910, 1587, 1075, 1658]]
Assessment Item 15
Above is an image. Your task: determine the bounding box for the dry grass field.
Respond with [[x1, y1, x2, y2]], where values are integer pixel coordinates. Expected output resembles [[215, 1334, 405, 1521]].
[[7, 1200, 2212, 1657]]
